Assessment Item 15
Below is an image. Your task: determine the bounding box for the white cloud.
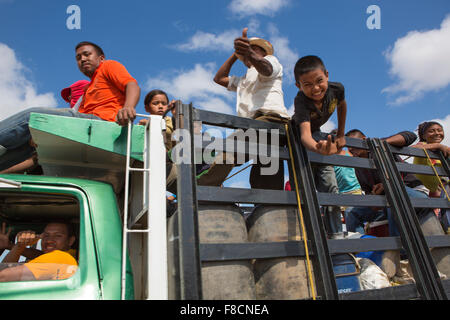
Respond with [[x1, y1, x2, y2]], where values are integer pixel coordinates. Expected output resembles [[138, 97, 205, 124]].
[[175, 29, 239, 52], [196, 96, 234, 115], [321, 119, 336, 133], [0, 43, 57, 120], [144, 63, 234, 115], [267, 23, 298, 83], [247, 18, 262, 35], [383, 15, 450, 105], [172, 20, 259, 53], [229, 0, 289, 17], [172, 22, 299, 85], [286, 103, 294, 117]]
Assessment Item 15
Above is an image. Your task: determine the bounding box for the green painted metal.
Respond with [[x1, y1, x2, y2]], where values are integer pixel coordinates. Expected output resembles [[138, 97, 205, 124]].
[[0, 174, 133, 300], [29, 113, 145, 161]]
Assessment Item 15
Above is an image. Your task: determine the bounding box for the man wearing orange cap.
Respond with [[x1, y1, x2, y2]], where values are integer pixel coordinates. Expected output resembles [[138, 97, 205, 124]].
[[213, 28, 289, 190]]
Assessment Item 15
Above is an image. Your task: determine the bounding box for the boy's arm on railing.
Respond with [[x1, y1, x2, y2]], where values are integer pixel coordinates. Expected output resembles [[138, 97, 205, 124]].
[[381, 131, 417, 147]]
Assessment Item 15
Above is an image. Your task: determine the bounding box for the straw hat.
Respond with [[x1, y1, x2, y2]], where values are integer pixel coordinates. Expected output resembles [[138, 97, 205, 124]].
[[249, 37, 274, 55]]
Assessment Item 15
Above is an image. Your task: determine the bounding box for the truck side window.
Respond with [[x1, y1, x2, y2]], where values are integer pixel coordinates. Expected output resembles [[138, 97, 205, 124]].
[[0, 192, 79, 282]]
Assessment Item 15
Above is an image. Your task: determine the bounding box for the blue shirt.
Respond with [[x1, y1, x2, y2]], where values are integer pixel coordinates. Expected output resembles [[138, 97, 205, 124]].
[[334, 151, 361, 193]]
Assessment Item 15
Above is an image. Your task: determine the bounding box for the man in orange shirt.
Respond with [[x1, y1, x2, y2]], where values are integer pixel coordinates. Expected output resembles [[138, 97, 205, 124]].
[[0, 222, 78, 282], [75, 41, 140, 125], [0, 41, 140, 173]]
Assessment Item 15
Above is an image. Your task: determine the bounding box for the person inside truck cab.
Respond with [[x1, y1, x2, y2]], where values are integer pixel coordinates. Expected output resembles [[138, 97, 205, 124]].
[[0, 222, 77, 282], [0, 41, 140, 174]]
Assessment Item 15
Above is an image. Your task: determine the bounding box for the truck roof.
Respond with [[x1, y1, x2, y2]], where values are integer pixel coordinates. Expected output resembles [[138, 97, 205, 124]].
[[26, 112, 146, 192]]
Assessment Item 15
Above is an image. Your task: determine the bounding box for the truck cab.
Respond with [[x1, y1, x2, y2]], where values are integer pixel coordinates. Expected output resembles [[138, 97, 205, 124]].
[[0, 174, 133, 299], [0, 112, 153, 299]]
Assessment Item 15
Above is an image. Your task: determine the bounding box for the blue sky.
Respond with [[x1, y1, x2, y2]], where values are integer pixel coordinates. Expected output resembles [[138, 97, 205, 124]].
[[0, 0, 449, 188]]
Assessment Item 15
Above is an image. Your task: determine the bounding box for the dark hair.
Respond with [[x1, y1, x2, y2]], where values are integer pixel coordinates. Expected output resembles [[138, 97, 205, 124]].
[[75, 41, 105, 57], [417, 121, 443, 142], [345, 129, 366, 137], [294, 55, 327, 82], [144, 89, 169, 108]]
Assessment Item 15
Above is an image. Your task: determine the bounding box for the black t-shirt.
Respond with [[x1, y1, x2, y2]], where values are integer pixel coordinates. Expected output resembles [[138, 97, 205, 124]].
[[354, 131, 423, 193], [293, 82, 345, 132]]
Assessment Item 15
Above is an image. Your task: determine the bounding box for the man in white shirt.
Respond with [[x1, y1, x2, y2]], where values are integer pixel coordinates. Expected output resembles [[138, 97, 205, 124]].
[[214, 28, 289, 190]]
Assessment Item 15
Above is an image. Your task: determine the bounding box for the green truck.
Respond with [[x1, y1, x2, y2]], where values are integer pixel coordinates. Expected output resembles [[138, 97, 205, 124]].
[[0, 104, 449, 300], [0, 112, 156, 299]]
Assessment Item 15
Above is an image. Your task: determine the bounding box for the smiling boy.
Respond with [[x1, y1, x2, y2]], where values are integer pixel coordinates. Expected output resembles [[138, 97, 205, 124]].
[[293, 55, 347, 154], [292, 55, 348, 236]]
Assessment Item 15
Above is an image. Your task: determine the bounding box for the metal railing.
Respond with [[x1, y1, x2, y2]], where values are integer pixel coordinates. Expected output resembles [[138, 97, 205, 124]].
[[171, 103, 450, 300]]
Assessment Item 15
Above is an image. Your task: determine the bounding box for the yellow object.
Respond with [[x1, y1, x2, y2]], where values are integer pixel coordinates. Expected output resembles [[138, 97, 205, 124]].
[[164, 116, 175, 151], [413, 151, 442, 193], [285, 124, 317, 300], [421, 148, 450, 201], [25, 250, 78, 280]]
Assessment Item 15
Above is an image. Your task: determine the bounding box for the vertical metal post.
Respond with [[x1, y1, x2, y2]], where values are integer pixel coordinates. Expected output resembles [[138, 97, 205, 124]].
[[121, 115, 169, 300], [175, 102, 203, 299], [147, 115, 168, 299], [121, 122, 133, 300], [368, 138, 446, 300], [439, 151, 450, 177], [288, 124, 339, 300]]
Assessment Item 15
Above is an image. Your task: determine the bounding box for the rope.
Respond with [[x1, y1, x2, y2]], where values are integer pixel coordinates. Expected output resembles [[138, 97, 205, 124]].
[[285, 124, 317, 300], [422, 148, 450, 201]]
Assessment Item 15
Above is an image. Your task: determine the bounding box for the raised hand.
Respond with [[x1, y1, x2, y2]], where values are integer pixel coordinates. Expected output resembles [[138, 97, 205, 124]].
[[15, 230, 41, 249], [316, 135, 341, 155], [371, 183, 385, 195], [234, 27, 251, 58], [167, 100, 178, 117]]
